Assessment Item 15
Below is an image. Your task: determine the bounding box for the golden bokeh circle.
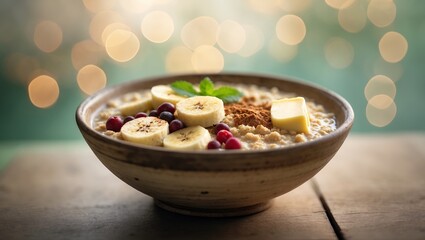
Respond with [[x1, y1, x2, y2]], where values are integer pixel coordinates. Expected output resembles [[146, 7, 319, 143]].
[[217, 20, 246, 53], [276, 15, 306, 45], [141, 11, 174, 43], [191, 45, 224, 73], [165, 46, 195, 73], [181, 16, 219, 50], [34, 21, 63, 53], [379, 31, 408, 63], [366, 95, 397, 127], [105, 29, 140, 62], [367, 0, 396, 28], [77, 65, 107, 95], [28, 75, 60, 108], [364, 75, 396, 101]]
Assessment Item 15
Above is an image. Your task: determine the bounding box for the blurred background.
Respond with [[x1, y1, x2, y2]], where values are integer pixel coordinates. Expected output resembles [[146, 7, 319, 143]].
[[0, 0, 424, 141]]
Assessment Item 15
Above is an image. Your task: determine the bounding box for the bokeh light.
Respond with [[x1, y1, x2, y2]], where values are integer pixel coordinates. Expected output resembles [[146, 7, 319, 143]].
[[165, 46, 195, 73], [367, 0, 396, 28], [237, 25, 264, 57], [276, 15, 306, 45], [105, 29, 140, 62], [325, 0, 355, 10], [217, 20, 246, 53], [89, 11, 123, 45], [181, 16, 219, 50], [366, 94, 397, 127], [101, 23, 131, 45], [33, 21, 63, 53], [77, 65, 107, 95], [379, 31, 408, 63], [268, 38, 298, 63], [338, 1, 367, 33], [28, 75, 60, 108], [71, 40, 104, 70], [141, 11, 174, 43], [249, 0, 279, 14], [364, 75, 396, 101], [324, 37, 354, 69], [191, 45, 224, 73], [83, 0, 117, 13]]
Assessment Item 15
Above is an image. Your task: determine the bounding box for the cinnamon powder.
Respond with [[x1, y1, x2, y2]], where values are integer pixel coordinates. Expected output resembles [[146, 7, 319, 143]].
[[224, 97, 272, 128]]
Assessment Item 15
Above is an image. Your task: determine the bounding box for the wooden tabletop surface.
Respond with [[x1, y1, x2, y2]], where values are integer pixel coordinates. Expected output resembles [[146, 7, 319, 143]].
[[0, 133, 424, 240]]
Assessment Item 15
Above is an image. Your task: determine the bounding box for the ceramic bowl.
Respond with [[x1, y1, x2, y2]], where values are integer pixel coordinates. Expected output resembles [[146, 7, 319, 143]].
[[76, 73, 354, 217]]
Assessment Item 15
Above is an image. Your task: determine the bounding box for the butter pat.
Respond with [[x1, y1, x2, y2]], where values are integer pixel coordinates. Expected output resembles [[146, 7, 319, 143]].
[[271, 97, 310, 134]]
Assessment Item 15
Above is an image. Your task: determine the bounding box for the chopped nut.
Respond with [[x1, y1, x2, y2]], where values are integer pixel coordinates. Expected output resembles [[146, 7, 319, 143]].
[[243, 132, 260, 142], [254, 125, 270, 135], [265, 132, 281, 143], [294, 134, 307, 143]]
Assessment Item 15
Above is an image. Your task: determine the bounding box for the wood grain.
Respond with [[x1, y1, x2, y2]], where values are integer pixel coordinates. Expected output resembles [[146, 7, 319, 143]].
[[314, 134, 425, 240], [0, 144, 335, 240]]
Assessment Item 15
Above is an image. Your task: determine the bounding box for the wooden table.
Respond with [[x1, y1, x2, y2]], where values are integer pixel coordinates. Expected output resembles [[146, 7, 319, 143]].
[[1, 134, 424, 240]]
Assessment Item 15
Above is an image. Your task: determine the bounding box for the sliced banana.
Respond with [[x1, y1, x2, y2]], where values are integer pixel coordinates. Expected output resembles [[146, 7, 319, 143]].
[[176, 96, 225, 127], [118, 97, 152, 116], [121, 117, 169, 146], [151, 85, 187, 109], [163, 126, 211, 150]]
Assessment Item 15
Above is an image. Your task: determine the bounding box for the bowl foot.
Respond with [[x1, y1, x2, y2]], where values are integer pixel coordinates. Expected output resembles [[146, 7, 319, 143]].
[[154, 199, 273, 217]]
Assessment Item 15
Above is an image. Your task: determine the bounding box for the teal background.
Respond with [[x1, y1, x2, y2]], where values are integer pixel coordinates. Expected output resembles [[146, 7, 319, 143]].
[[0, 0, 424, 141]]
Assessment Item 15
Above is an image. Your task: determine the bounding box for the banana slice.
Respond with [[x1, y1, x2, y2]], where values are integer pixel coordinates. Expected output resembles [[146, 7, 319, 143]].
[[151, 85, 187, 109], [118, 97, 152, 116], [176, 96, 225, 127], [163, 126, 211, 150], [121, 117, 169, 146]]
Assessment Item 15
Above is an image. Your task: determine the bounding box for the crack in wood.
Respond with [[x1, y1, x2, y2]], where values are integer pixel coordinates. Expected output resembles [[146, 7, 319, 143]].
[[311, 179, 345, 240]]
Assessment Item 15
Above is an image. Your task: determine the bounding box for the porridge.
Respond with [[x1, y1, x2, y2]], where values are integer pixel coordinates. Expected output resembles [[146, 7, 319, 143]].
[[94, 78, 336, 150]]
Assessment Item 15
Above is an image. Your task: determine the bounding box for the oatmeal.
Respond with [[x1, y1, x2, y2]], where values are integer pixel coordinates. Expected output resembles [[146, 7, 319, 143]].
[[94, 79, 336, 150]]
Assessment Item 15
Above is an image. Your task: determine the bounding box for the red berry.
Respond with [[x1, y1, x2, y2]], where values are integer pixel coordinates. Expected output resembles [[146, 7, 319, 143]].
[[207, 140, 221, 150], [169, 119, 185, 133], [159, 111, 175, 123], [157, 102, 176, 114], [224, 137, 242, 150], [106, 116, 123, 132], [216, 130, 233, 144], [214, 123, 230, 134], [135, 112, 148, 118], [123, 116, 135, 124], [149, 110, 159, 117]]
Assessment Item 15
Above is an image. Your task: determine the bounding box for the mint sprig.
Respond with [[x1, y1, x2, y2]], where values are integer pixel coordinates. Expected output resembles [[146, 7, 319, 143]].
[[170, 77, 243, 103]]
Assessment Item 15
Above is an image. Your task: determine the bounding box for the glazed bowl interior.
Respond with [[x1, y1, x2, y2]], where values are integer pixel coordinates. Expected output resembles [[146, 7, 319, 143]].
[[76, 73, 354, 216]]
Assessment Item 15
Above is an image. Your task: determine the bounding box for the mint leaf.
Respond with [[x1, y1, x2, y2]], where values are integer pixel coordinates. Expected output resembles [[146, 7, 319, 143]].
[[199, 77, 214, 96], [170, 81, 199, 97], [170, 78, 243, 103], [212, 86, 243, 103]]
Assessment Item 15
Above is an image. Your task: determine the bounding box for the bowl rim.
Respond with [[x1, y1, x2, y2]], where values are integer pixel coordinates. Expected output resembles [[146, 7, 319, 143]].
[[76, 72, 354, 157]]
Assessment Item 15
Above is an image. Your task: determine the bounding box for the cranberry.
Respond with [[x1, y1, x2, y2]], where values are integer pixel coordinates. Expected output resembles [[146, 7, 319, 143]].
[[106, 116, 123, 132], [148, 110, 159, 117], [207, 140, 221, 150], [135, 112, 148, 118], [216, 130, 233, 144], [214, 123, 230, 134], [157, 102, 176, 114], [159, 111, 175, 123], [123, 116, 135, 124], [225, 137, 242, 150], [169, 119, 185, 133]]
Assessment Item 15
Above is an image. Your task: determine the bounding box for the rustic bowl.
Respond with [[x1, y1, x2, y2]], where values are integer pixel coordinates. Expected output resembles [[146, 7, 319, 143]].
[[76, 73, 354, 217]]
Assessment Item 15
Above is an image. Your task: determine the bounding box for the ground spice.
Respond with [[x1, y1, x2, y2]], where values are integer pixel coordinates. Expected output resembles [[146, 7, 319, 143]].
[[224, 98, 272, 128]]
